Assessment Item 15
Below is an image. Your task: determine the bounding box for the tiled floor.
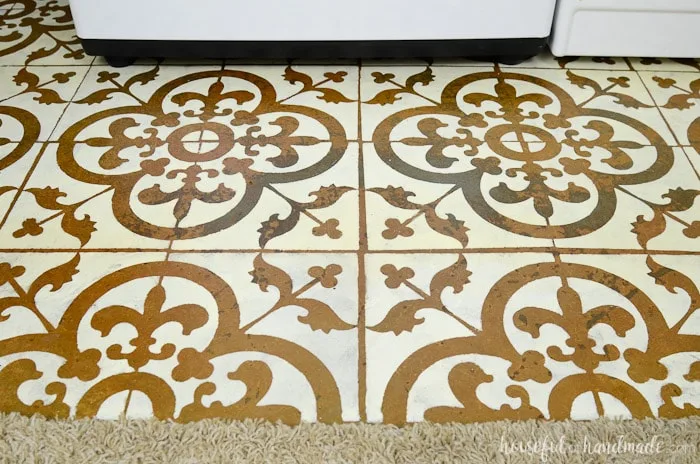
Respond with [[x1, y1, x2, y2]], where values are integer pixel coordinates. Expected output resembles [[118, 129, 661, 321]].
[[0, 1, 699, 425]]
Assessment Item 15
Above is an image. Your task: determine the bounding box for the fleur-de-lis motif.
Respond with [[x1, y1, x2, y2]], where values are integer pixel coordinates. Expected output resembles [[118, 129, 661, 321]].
[[172, 81, 255, 121], [91, 284, 209, 369], [236, 116, 321, 168], [514, 285, 635, 372], [463, 79, 553, 124], [398, 117, 482, 168]]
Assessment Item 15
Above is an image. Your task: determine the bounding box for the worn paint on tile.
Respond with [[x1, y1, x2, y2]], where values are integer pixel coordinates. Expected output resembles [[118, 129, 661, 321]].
[[0, 0, 698, 425]]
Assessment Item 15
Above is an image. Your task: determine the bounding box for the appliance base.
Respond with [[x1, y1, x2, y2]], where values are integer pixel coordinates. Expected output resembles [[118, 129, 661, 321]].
[[80, 38, 548, 67]]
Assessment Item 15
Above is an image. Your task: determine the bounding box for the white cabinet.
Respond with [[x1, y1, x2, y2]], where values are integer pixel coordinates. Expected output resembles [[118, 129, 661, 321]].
[[550, 0, 700, 57]]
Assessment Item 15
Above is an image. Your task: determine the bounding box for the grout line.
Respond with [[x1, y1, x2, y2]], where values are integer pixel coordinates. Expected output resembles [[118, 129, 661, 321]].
[[623, 57, 635, 72], [360, 63, 700, 73], [0, 248, 697, 255], [680, 145, 700, 174], [0, 143, 49, 229], [2, 139, 697, 149], [356, 59, 367, 422]]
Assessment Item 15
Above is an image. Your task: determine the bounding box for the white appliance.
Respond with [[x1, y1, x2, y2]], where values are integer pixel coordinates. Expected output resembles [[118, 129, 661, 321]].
[[68, 0, 558, 66], [550, 0, 700, 58]]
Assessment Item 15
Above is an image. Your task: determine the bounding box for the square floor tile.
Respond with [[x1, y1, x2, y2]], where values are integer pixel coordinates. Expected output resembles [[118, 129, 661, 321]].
[[29, 64, 361, 251], [0, 251, 359, 422], [361, 68, 697, 251], [365, 252, 700, 424]]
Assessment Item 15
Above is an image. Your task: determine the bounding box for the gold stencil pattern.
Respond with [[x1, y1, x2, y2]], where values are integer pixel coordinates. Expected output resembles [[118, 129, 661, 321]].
[[0, 0, 698, 425]]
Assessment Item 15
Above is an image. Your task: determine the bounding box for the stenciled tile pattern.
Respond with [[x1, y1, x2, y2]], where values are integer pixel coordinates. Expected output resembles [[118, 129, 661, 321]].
[[0, 0, 698, 426], [0, 0, 89, 66]]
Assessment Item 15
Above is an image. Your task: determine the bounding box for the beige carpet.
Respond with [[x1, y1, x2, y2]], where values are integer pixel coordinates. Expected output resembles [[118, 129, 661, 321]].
[[0, 414, 698, 464]]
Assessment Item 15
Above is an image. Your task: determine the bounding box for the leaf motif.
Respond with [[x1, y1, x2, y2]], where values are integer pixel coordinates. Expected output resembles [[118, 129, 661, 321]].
[[365, 88, 405, 106], [370, 299, 432, 335], [52, 72, 75, 84], [26, 187, 66, 210], [295, 298, 354, 333], [64, 50, 86, 61], [429, 256, 471, 296], [61, 210, 96, 246], [315, 88, 354, 104], [249, 254, 292, 296], [566, 70, 602, 93], [631, 211, 665, 249], [405, 68, 435, 90], [27, 254, 80, 298], [684, 221, 700, 238], [308, 264, 342, 288], [382, 218, 414, 240], [304, 185, 353, 209], [75, 88, 120, 105], [12, 218, 43, 238], [26, 46, 57, 64], [664, 93, 695, 110], [646, 257, 700, 311], [283, 66, 313, 90], [312, 219, 342, 239], [257, 209, 301, 247], [652, 76, 677, 89], [33, 88, 65, 105], [0, 186, 17, 197], [323, 71, 347, 83], [124, 66, 159, 89], [371, 72, 396, 83], [607, 92, 652, 109], [661, 188, 699, 212], [424, 209, 469, 247], [13, 67, 39, 88], [369, 186, 420, 209], [689, 78, 700, 95]]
